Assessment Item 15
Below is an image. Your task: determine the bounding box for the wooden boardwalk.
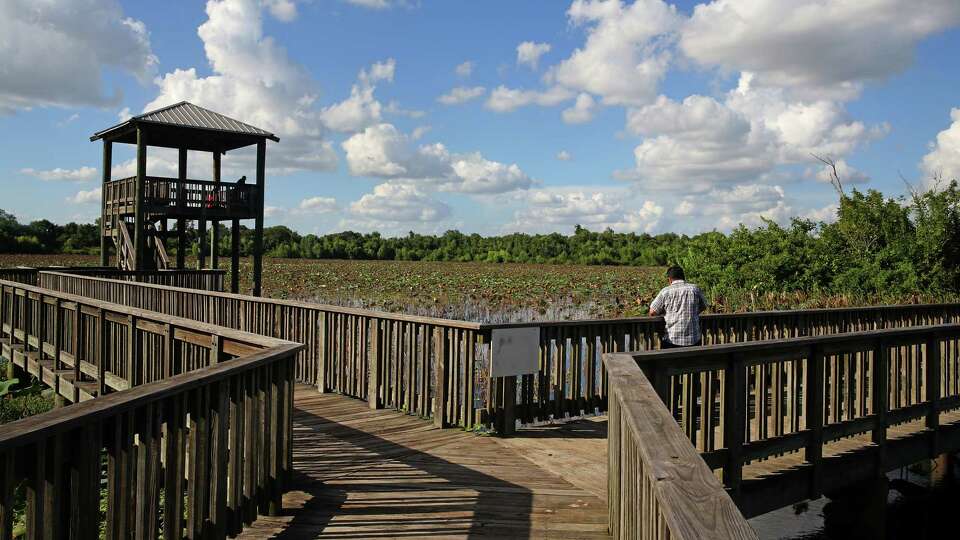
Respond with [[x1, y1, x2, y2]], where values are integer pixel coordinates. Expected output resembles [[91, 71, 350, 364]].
[[236, 385, 611, 539]]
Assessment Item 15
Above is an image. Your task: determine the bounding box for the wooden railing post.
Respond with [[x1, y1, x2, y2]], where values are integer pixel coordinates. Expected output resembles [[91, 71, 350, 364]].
[[871, 339, 888, 474], [317, 311, 327, 393], [368, 318, 381, 410], [722, 353, 746, 496], [433, 326, 448, 427], [805, 344, 825, 499], [925, 332, 941, 456]]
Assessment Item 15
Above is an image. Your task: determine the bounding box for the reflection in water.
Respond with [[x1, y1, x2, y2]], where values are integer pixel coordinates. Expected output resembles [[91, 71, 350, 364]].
[[750, 454, 960, 539]]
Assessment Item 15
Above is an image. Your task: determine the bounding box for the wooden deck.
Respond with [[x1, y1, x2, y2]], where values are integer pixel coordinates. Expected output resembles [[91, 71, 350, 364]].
[[237, 386, 611, 539]]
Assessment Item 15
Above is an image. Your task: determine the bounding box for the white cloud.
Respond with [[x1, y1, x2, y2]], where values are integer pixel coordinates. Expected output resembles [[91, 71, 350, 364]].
[[557, 150, 572, 161], [921, 108, 960, 185], [618, 94, 774, 191], [485, 86, 574, 113], [264, 205, 283, 218], [437, 86, 486, 106], [673, 184, 792, 230], [455, 61, 474, 77], [297, 196, 338, 213], [320, 58, 396, 133], [811, 159, 870, 185], [516, 41, 551, 70], [0, 0, 157, 114], [345, 0, 396, 9], [619, 81, 887, 192], [21, 166, 98, 182], [506, 187, 663, 233], [341, 123, 535, 194], [384, 100, 425, 119], [562, 93, 597, 124], [681, 0, 960, 100], [802, 203, 839, 223], [547, 0, 682, 106], [68, 187, 102, 204], [349, 181, 451, 222], [263, 0, 297, 21], [144, 0, 337, 174]]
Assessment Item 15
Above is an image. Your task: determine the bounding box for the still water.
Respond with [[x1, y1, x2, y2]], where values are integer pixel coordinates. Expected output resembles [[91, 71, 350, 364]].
[[750, 454, 960, 539]]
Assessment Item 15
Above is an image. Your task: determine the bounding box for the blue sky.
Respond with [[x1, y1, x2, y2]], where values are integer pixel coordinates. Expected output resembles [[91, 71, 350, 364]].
[[3, 0, 960, 237]]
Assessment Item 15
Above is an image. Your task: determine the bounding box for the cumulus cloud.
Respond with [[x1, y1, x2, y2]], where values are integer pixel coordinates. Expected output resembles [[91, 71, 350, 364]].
[[342, 123, 534, 194], [144, 0, 338, 174], [681, 0, 960, 100], [547, 0, 681, 106], [384, 100, 425, 119], [672, 184, 792, 230], [507, 188, 663, 233], [0, 0, 157, 114], [263, 0, 297, 21], [810, 159, 870, 185], [557, 150, 572, 161], [68, 187, 102, 204], [297, 196, 338, 214], [921, 108, 960, 185], [485, 86, 574, 113], [455, 61, 474, 77], [619, 76, 887, 192], [516, 41, 551, 70], [320, 59, 395, 133], [349, 181, 451, 222], [437, 86, 486, 106], [21, 166, 98, 182], [562, 93, 597, 124], [345, 0, 400, 9]]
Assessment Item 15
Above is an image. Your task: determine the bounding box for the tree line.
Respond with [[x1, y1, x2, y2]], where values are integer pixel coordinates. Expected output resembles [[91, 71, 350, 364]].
[[4, 179, 960, 301]]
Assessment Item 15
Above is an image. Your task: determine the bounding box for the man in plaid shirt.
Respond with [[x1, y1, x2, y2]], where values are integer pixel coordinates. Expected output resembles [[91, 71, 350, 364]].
[[648, 266, 708, 348]]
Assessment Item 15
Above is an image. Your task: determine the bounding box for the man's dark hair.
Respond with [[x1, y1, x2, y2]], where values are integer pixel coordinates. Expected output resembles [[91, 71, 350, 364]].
[[666, 266, 685, 280]]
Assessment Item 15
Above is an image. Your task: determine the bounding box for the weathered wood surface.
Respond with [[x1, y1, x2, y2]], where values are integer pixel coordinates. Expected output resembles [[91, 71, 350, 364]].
[[37, 271, 960, 432], [0, 266, 224, 291], [625, 323, 960, 518], [235, 386, 610, 539], [0, 278, 301, 539], [603, 353, 756, 540]]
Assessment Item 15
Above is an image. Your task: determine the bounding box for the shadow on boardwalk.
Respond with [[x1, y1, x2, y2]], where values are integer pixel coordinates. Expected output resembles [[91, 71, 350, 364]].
[[237, 386, 609, 539]]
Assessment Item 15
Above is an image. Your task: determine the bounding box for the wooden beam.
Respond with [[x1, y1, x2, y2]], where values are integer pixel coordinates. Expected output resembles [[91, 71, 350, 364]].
[[252, 141, 265, 297], [133, 127, 147, 270], [211, 151, 221, 270], [176, 148, 187, 269], [198, 219, 207, 270], [100, 141, 112, 266], [231, 219, 240, 294]]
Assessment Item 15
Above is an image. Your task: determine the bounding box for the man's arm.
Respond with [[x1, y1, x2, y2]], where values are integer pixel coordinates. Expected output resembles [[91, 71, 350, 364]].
[[696, 287, 708, 314], [649, 291, 665, 316]]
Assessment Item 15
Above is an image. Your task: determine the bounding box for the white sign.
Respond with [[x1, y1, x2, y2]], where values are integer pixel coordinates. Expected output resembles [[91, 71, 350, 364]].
[[490, 327, 540, 378]]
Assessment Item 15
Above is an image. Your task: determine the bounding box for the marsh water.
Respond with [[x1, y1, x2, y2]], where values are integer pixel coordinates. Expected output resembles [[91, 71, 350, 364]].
[[750, 454, 960, 539]]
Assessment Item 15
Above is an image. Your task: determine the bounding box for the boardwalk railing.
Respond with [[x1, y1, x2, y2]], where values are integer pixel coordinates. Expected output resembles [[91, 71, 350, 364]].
[[39, 271, 488, 428], [0, 267, 225, 291], [36, 270, 960, 431], [0, 278, 301, 538], [625, 324, 960, 518], [603, 352, 756, 540]]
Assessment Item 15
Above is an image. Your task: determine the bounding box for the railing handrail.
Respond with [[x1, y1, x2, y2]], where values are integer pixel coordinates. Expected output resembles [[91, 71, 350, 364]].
[[36, 270, 960, 331], [0, 341, 302, 451], [604, 352, 757, 539], [627, 322, 960, 365], [38, 271, 486, 330], [2, 278, 292, 349], [483, 302, 960, 329]]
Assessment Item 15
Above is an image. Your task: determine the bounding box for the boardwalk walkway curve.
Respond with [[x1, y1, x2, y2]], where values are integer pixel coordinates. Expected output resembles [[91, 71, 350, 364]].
[[3, 267, 960, 538]]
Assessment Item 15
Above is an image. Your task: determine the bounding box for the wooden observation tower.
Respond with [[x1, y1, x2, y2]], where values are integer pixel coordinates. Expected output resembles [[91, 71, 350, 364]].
[[91, 102, 278, 296]]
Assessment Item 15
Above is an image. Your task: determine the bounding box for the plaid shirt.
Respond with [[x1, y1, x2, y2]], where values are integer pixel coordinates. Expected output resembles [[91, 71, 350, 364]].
[[649, 280, 708, 346]]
